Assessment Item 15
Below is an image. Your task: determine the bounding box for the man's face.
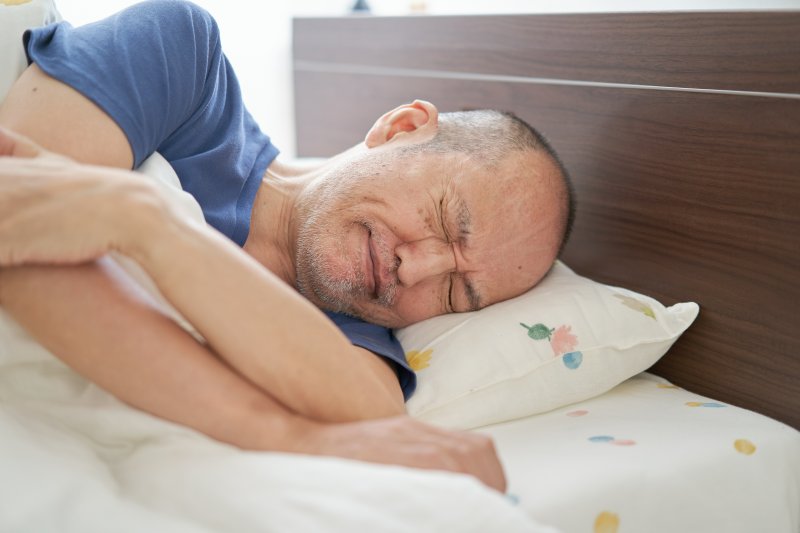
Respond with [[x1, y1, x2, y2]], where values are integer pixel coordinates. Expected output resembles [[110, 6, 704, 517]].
[[294, 146, 563, 328]]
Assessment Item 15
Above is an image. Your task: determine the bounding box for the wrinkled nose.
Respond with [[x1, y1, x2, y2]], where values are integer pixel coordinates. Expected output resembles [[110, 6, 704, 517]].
[[395, 237, 456, 288]]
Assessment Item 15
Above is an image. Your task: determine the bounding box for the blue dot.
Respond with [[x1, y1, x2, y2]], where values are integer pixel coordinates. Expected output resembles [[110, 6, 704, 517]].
[[702, 402, 726, 408], [563, 351, 583, 369], [505, 493, 520, 505], [589, 435, 614, 443]]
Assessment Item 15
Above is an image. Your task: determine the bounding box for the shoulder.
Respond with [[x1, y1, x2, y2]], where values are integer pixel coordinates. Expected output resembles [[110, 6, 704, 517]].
[[138, 0, 215, 23], [128, 0, 220, 45]]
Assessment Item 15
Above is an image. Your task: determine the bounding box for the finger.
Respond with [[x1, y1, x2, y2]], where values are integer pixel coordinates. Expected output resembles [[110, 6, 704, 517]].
[[434, 430, 506, 492], [391, 419, 507, 490], [0, 126, 46, 158], [473, 435, 507, 492]]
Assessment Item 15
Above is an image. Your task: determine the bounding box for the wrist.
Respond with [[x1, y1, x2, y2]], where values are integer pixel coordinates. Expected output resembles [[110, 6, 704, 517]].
[[114, 178, 191, 267], [240, 404, 322, 453]]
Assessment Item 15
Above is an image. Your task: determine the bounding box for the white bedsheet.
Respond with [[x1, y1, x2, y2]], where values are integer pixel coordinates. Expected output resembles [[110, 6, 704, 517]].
[[481, 372, 800, 533], [0, 308, 554, 533]]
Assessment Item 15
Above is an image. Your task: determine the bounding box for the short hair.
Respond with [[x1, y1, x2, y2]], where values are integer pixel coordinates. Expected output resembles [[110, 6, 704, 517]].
[[400, 109, 576, 257]]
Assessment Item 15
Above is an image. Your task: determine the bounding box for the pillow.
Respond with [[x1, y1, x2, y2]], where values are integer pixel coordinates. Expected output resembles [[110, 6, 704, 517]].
[[396, 261, 699, 430], [0, 0, 61, 101]]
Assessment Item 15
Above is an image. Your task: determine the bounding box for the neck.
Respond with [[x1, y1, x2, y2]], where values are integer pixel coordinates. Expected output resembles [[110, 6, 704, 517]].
[[242, 147, 361, 288], [242, 164, 302, 287]]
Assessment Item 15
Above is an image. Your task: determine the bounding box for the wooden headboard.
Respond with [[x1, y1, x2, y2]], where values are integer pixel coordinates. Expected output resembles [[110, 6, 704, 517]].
[[292, 12, 800, 429]]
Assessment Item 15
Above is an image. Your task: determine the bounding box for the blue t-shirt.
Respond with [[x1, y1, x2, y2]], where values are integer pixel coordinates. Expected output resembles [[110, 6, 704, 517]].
[[24, 0, 415, 400]]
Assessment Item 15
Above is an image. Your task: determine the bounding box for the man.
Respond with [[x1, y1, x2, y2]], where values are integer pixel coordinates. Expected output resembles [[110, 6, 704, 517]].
[[0, 0, 572, 492]]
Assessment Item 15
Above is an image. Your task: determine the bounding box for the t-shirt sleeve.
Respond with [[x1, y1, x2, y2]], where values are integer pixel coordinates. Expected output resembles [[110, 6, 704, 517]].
[[24, 0, 278, 245], [324, 311, 417, 402]]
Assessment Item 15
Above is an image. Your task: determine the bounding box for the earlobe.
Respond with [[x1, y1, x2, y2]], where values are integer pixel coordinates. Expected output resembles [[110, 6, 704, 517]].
[[364, 100, 439, 148]]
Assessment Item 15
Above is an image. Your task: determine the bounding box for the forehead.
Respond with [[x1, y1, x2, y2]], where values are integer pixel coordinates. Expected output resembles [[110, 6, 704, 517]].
[[449, 150, 562, 306]]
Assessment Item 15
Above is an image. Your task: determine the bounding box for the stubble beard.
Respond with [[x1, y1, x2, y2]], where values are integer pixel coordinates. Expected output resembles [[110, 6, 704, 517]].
[[295, 215, 400, 324], [295, 215, 365, 316], [292, 156, 401, 325]]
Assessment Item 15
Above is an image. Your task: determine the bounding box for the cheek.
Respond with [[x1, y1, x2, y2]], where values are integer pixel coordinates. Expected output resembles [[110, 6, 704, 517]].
[[394, 282, 444, 324]]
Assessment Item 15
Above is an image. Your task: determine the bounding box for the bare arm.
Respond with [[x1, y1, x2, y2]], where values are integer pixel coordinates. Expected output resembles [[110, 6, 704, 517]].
[[128, 195, 405, 422], [0, 65, 404, 422], [0, 64, 133, 167], [0, 259, 303, 450], [0, 67, 507, 490], [0, 260, 505, 492]]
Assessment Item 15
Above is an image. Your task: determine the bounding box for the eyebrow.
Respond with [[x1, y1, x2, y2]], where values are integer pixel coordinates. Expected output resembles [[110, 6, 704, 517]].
[[450, 196, 482, 312], [464, 278, 482, 312], [454, 196, 472, 240]]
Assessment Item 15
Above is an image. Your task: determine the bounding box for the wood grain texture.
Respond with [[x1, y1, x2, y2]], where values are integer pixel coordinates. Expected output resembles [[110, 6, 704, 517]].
[[292, 13, 800, 428], [294, 12, 800, 94]]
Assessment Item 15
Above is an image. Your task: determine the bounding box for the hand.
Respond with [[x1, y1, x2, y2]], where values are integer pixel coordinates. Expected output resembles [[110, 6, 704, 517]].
[[293, 415, 507, 492], [0, 127, 164, 267]]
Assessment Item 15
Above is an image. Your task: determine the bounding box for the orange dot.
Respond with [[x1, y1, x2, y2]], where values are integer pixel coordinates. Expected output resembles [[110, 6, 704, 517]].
[[612, 439, 636, 446], [686, 401, 703, 407], [594, 511, 619, 533], [734, 439, 756, 455]]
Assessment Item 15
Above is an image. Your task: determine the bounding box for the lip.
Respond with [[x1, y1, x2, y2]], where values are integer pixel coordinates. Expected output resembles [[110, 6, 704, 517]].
[[363, 227, 377, 297], [367, 229, 381, 299]]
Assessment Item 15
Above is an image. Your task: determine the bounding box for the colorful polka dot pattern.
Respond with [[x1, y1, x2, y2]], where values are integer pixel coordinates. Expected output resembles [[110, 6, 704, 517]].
[[570, 382, 756, 530], [549, 382, 763, 530]]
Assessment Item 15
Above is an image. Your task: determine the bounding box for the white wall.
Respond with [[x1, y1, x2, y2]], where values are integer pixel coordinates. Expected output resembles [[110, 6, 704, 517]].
[[56, 0, 800, 157]]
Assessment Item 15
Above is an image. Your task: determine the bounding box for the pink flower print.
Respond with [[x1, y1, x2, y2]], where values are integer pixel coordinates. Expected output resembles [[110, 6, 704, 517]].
[[550, 325, 578, 356]]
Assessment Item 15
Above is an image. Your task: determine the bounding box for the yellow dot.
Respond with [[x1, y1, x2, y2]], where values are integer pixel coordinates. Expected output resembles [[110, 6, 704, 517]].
[[734, 439, 756, 455], [686, 401, 703, 407], [594, 511, 619, 533]]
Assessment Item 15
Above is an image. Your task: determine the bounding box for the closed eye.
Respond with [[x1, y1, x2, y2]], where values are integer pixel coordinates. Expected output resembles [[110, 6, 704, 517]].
[[448, 273, 455, 312], [439, 197, 456, 312]]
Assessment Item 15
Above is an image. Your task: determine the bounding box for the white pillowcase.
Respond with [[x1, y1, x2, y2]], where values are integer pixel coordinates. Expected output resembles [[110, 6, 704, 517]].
[[396, 261, 699, 430], [0, 0, 61, 101]]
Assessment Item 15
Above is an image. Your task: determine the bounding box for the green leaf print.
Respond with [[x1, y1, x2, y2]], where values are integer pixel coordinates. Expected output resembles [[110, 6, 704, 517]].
[[519, 323, 554, 340]]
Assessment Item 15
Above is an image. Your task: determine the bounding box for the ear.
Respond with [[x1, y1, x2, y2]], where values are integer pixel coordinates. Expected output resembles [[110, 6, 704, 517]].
[[364, 100, 439, 148]]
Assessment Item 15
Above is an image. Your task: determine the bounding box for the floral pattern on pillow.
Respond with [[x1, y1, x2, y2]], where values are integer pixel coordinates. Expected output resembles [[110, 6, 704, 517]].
[[614, 294, 656, 319], [406, 349, 433, 371], [520, 322, 584, 369]]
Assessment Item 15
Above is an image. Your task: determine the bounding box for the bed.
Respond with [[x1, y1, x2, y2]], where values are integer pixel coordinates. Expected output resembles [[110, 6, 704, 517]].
[[1, 5, 798, 533], [292, 10, 800, 532]]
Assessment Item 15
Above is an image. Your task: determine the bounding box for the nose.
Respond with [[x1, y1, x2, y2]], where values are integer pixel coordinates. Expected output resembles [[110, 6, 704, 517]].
[[395, 237, 456, 288]]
